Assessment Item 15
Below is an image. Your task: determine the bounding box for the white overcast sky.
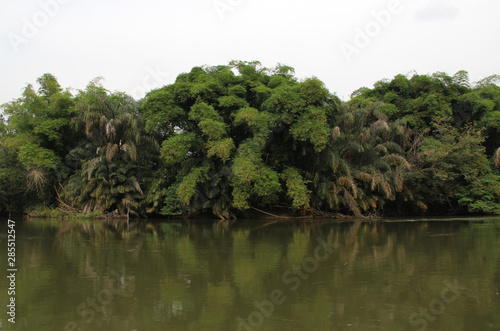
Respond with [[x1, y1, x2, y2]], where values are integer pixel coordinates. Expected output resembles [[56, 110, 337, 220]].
[[1, 0, 499, 106]]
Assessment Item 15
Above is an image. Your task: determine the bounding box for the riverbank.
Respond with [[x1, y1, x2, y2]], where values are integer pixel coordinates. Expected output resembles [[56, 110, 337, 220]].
[[24, 205, 122, 220]]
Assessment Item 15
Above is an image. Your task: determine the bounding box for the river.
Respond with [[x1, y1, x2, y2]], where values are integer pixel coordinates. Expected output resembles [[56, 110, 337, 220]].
[[0, 217, 499, 330]]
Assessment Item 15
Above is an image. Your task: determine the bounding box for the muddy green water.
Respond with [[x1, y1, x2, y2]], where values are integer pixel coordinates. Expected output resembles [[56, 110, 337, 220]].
[[0, 217, 499, 331]]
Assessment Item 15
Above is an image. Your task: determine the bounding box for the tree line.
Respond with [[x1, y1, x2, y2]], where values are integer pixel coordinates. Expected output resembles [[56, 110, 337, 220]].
[[1, 61, 500, 219]]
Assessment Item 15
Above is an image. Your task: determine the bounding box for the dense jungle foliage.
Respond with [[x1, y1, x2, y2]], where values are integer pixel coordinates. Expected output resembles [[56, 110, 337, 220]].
[[1, 61, 500, 219]]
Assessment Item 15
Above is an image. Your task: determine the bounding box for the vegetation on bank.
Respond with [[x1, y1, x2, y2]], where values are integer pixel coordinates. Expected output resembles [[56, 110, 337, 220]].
[[1, 61, 500, 219]]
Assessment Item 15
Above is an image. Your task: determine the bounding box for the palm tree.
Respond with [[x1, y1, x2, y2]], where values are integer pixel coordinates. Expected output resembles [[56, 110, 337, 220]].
[[64, 80, 156, 216], [309, 101, 410, 217]]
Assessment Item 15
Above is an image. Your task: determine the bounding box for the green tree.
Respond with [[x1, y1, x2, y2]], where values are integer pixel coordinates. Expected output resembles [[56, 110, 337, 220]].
[[141, 61, 340, 218], [0, 73, 77, 209], [0, 141, 26, 213], [308, 101, 410, 217], [351, 71, 471, 129], [63, 79, 155, 216], [407, 121, 500, 214]]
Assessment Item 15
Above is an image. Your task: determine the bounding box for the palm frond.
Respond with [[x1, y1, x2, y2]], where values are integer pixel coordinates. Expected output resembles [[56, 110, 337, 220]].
[[26, 168, 46, 193], [130, 176, 143, 195], [394, 166, 404, 192], [106, 119, 116, 140], [370, 119, 389, 135], [332, 126, 341, 139], [121, 143, 137, 161], [338, 175, 357, 198], [344, 189, 362, 217], [417, 201, 428, 211], [382, 154, 411, 170], [86, 157, 101, 180], [495, 147, 500, 167], [105, 143, 119, 162]]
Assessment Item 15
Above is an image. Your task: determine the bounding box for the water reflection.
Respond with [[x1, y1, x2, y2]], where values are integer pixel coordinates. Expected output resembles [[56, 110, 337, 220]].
[[0, 218, 499, 330]]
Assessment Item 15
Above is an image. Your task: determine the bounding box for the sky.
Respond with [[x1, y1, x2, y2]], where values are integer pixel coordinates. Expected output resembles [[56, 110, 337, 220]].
[[1, 0, 499, 106]]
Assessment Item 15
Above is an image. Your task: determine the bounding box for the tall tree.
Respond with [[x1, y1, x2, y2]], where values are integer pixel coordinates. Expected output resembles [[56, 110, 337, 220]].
[[407, 121, 500, 214], [141, 61, 340, 218], [63, 79, 155, 215], [307, 101, 410, 217], [0, 73, 77, 208]]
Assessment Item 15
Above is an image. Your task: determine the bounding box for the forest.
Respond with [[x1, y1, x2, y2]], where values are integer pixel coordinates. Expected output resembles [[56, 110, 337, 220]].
[[1, 61, 500, 219]]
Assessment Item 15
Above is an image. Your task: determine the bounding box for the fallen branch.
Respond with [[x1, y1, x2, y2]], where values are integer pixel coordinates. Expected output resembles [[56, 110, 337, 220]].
[[55, 184, 78, 213], [251, 207, 288, 219]]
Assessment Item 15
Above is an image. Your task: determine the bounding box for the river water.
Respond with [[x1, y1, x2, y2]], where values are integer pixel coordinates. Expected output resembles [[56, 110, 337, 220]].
[[0, 217, 499, 331]]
